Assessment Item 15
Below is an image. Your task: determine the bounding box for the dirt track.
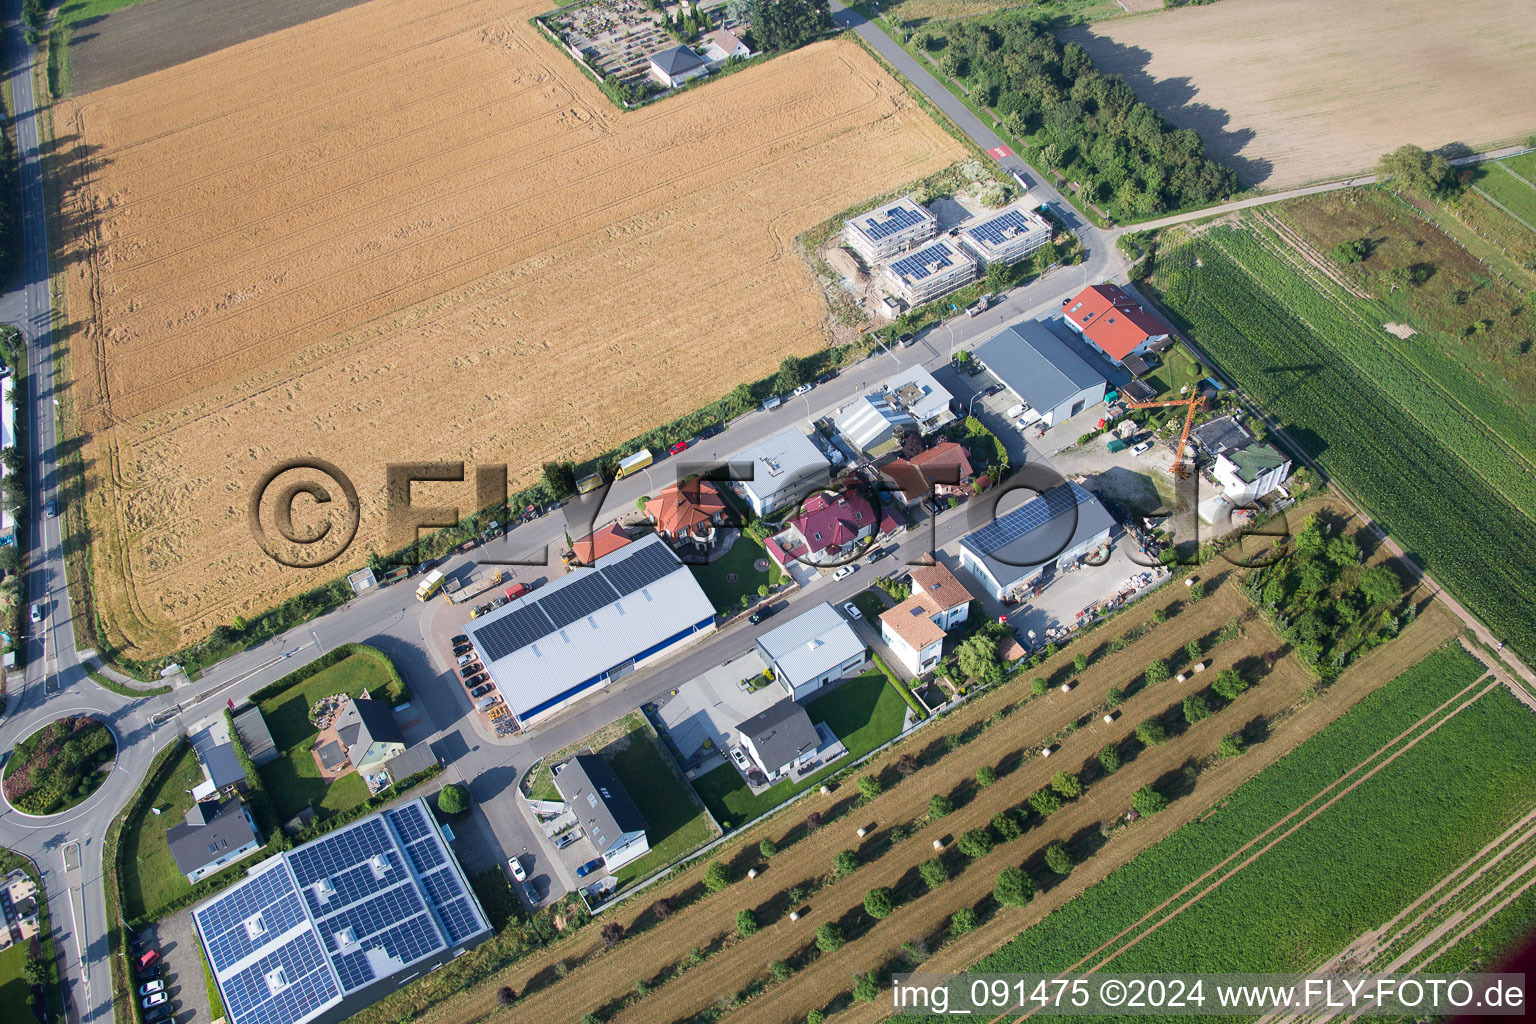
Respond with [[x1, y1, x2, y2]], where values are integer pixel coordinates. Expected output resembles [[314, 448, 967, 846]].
[[56, 0, 964, 656]]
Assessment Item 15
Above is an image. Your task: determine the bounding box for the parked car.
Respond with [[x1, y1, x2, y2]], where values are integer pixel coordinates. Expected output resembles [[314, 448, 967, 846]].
[[137, 950, 160, 970], [1131, 440, 1154, 456], [144, 1007, 173, 1024], [460, 663, 481, 678], [136, 965, 162, 980], [843, 602, 862, 620], [668, 440, 689, 455], [816, 371, 837, 385], [575, 858, 605, 878], [748, 605, 774, 625], [139, 981, 165, 996], [865, 547, 887, 563], [985, 383, 1004, 396], [451, 634, 468, 646], [922, 498, 945, 516], [471, 684, 494, 698], [29, 604, 41, 624], [832, 565, 856, 581], [142, 993, 168, 1009], [700, 424, 724, 439], [456, 652, 476, 666], [731, 747, 751, 770], [522, 882, 541, 905], [897, 333, 916, 347], [792, 383, 813, 397], [554, 831, 580, 850], [45, 500, 57, 518], [507, 856, 527, 882]]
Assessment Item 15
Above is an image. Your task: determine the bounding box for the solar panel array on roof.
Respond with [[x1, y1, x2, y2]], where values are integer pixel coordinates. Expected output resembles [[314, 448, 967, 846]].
[[965, 483, 1087, 556], [966, 209, 1043, 246], [474, 604, 555, 662], [220, 930, 337, 1024], [889, 242, 957, 282], [385, 804, 484, 944], [859, 203, 928, 241], [200, 868, 307, 972], [600, 538, 678, 594], [541, 573, 621, 629]]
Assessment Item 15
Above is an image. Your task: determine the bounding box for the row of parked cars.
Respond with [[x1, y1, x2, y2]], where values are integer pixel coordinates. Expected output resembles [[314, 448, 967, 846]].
[[130, 937, 175, 1021], [452, 635, 500, 705]]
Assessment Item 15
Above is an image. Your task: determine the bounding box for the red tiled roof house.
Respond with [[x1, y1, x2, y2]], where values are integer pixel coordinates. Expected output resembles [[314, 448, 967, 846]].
[[1060, 284, 1171, 364]]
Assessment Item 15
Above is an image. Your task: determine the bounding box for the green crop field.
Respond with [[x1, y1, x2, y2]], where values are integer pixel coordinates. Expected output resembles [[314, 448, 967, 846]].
[[1148, 218, 1536, 661], [977, 645, 1536, 981], [1471, 162, 1536, 229]]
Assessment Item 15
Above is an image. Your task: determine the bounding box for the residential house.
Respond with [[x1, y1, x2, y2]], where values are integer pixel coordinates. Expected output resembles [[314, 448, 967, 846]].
[[729, 428, 831, 516], [1059, 283, 1172, 364], [166, 798, 262, 883], [736, 700, 820, 780], [1214, 443, 1292, 504], [648, 45, 710, 88], [879, 365, 954, 433], [769, 489, 875, 568], [701, 27, 750, 61], [972, 320, 1106, 429], [756, 602, 868, 701], [957, 482, 1115, 601], [878, 441, 975, 507], [834, 393, 916, 456], [880, 239, 978, 307], [554, 754, 650, 870], [572, 521, 633, 564], [956, 201, 1053, 266], [843, 195, 937, 264], [644, 478, 728, 543], [878, 562, 973, 675], [334, 694, 406, 777], [187, 713, 247, 800]]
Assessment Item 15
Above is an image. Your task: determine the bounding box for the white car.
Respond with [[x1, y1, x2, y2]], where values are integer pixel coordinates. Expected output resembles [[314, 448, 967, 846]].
[[29, 604, 41, 624], [507, 856, 527, 883], [142, 993, 168, 1009], [731, 747, 751, 771], [843, 602, 862, 620], [792, 383, 813, 397], [456, 652, 476, 666], [1131, 440, 1154, 456], [139, 981, 165, 996], [832, 565, 856, 581]]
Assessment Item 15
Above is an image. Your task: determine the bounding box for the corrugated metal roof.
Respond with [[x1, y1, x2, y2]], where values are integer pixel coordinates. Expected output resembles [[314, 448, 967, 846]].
[[756, 602, 865, 689], [973, 320, 1106, 414]]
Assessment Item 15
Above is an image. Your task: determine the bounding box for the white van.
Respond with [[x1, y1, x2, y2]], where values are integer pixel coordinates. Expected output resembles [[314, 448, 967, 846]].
[[1005, 402, 1027, 420]]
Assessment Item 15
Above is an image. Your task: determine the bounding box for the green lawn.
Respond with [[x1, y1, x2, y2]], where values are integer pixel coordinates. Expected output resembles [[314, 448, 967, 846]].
[[851, 589, 890, 622], [1499, 150, 1536, 184], [119, 745, 206, 922], [257, 654, 390, 824], [688, 533, 781, 613], [606, 722, 714, 886], [691, 669, 908, 828], [1142, 346, 1204, 401], [0, 941, 29, 1019], [1471, 161, 1536, 228]]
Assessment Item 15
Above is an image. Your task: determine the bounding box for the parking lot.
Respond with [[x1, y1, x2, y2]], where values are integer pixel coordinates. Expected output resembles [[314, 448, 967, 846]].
[[130, 915, 205, 1024]]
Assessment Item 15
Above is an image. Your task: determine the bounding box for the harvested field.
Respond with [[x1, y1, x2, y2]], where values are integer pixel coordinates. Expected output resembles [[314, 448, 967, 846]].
[[1060, 0, 1536, 188], [56, 0, 965, 657]]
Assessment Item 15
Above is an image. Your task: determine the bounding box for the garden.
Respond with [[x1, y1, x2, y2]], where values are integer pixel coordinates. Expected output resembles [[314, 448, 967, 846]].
[[1, 716, 115, 815], [117, 743, 221, 922]]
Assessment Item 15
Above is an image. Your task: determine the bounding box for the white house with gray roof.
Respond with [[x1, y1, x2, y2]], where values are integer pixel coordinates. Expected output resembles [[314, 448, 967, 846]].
[[972, 320, 1106, 428], [729, 428, 832, 516], [736, 700, 820, 780], [755, 602, 868, 701], [554, 754, 650, 870], [649, 45, 710, 88]]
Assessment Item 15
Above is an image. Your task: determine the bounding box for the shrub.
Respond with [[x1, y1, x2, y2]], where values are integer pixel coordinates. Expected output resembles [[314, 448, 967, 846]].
[[950, 907, 978, 935], [1073, 653, 1088, 672], [815, 922, 846, 952], [808, 1012, 826, 1024], [1028, 788, 1062, 816], [436, 783, 469, 817], [1144, 659, 1170, 686], [1044, 843, 1074, 875], [864, 887, 895, 919], [833, 850, 859, 876], [1133, 785, 1168, 816], [957, 827, 994, 858], [736, 908, 760, 937], [929, 794, 953, 819], [1218, 733, 1247, 757], [991, 809, 1023, 842], [975, 765, 996, 787], [652, 897, 673, 920], [497, 986, 516, 1007], [1212, 668, 1249, 700], [919, 858, 947, 890], [1136, 719, 1168, 746], [1031, 676, 1048, 696], [858, 775, 882, 800], [1152, 608, 1167, 624], [759, 838, 778, 859], [770, 960, 792, 982], [1189, 582, 1207, 601], [704, 861, 730, 892], [895, 753, 919, 776], [806, 810, 824, 831], [600, 920, 625, 946], [1050, 770, 1082, 799], [993, 866, 1034, 907], [853, 971, 880, 1002], [1099, 744, 1122, 773], [1106, 686, 1123, 707], [1183, 694, 1212, 724]]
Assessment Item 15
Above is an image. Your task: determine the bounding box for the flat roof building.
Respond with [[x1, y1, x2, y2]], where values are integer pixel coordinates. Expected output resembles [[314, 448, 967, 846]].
[[834, 394, 917, 455], [755, 602, 868, 702], [879, 239, 977, 307], [467, 535, 716, 728], [957, 202, 1053, 266], [843, 196, 938, 264], [973, 320, 1106, 428], [193, 798, 488, 1024], [729, 428, 831, 516], [958, 483, 1115, 601], [880, 365, 954, 433]]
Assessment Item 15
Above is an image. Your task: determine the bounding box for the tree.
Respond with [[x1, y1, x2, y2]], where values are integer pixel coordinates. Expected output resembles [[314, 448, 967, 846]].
[[1136, 719, 1168, 746], [704, 860, 730, 892], [1358, 564, 1402, 608], [950, 907, 978, 935], [858, 774, 882, 800], [815, 921, 846, 952], [1188, 582, 1206, 601], [1211, 668, 1248, 701], [770, 959, 792, 982], [919, 858, 948, 890], [993, 866, 1034, 907], [864, 887, 895, 919], [749, 0, 833, 52], [1184, 639, 1202, 663], [984, 260, 1010, 294], [833, 849, 860, 876], [437, 783, 469, 816], [759, 837, 778, 858], [1378, 144, 1459, 199], [895, 753, 919, 776], [1144, 659, 1170, 686], [736, 908, 760, 936], [929, 793, 953, 818], [976, 765, 996, 787], [1044, 842, 1074, 875], [497, 986, 517, 1007], [541, 460, 577, 499], [1099, 743, 1122, 773], [652, 896, 674, 920], [1133, 784, 1168, 816], [991, 809, 1023, 841], [1073, 653, 1088, 672], [775, 354, 809, 393], [806, 810, 824, 831], [807, 1011, 826, 1024], [853, 971, 880, 1002], [957, 827, 995, 858], [1332, 239, 1367, 264], [1050, 770, 1082, 799], [1031, 676, 1048, 696], [1029, 788, 1062, 816], [1106, 686, 1123, 707], [956, 633, 998, 681], [600, 920, 625, 946], [22, 956, 45, 987], [1218, 733, 1247, 758], [1183, 694, 1212, 724]]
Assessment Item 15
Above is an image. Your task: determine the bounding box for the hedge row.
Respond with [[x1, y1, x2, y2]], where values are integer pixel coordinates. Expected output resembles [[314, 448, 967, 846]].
[[247, 642, 407, 706], [871, 651, 928, 721]]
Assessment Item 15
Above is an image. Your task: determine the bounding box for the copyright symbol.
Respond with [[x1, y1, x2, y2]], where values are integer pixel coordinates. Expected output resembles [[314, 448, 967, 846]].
[[248, 458, 360, 569], [1100, 979, 1126, 1007]]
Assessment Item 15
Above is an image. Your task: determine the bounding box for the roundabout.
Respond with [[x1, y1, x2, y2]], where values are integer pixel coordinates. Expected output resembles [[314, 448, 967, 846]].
[[1, 712, 119, 818]]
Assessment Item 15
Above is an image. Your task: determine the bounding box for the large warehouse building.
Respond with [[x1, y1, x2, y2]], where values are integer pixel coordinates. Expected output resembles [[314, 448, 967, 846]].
[[973, 320, 1107, 428], [193, 798, 489, 1024], [467, 535, 717, 728], [958, 482, 1115, 601]]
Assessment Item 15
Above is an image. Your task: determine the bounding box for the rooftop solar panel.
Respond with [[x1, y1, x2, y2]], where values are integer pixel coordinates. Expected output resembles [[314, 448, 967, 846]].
[[966, 210, 1046, 247], [857, 202, 929, 241], [540, 572, 622, 630], [221, 930, 338, 1024], [199, 869, 307, 973], [385, 804, 433, 845], [889, 242, 958, 282], [965, 483, 1087, 556], [472, 603, 555, 661], [600, 540, 679, 595], [436, 897, 483, 944]]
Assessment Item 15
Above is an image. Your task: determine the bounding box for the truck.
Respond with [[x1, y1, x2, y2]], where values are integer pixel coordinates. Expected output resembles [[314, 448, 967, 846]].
[[966, 294, 990, 317], [576, 472, 604, 495], [449, 570, 506, 604], [505, 583, 530, 601], [614, 449, 654, 480], [415, 569, 445, 601]]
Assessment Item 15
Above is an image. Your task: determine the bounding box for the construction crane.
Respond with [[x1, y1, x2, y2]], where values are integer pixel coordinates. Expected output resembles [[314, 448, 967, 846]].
[[1123, 393, 1206, 478]]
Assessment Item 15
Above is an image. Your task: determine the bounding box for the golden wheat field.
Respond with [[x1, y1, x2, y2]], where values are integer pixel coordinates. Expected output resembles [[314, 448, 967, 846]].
[[58, 0, 965, 657], [1063, 0, 1536, 188]]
